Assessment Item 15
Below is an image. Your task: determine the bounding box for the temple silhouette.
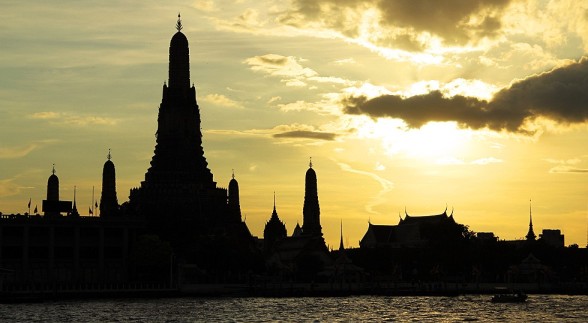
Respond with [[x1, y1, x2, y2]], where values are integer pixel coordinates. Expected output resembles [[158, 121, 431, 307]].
[[0, 16, 586, 298]]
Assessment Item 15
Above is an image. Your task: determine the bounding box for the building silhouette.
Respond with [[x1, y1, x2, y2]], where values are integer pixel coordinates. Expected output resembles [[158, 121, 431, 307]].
[[100, 150, 119, 217], [359, 209, 460, 248], [262, 162, 331, 280], [302, 159, 322, 237], [42, 165, 73, 218], [526, 200, 537, 241], [1, 16, 585, 296], [263, 193, 287, 252]]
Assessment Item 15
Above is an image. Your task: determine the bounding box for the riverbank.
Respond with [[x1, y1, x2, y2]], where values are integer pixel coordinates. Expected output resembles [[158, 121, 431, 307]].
[[2, 281, 587, 303]]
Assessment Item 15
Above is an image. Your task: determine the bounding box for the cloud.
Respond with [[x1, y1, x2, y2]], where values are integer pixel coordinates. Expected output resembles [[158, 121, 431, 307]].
[[343, 58, 588, 132], [192, 0, 217, 12], [273, 130, 337, 141], [0, 178, 21, 197], [0, 140, 58, 159], [207, 123, 338, 142], [549, 165, 588, 173], [545, 157, 588, 174], [335, 161, 394, 215], [244, 54, 317, 78], [277, 0, 514, 50], [267, 96, 282, 104], [471, 157, 503, 165], [0, 144, 39, 159], [202, 94, 244, 109], [333, 58, 356, 65], [244, 54, 354, 89], [30, 111, 118, 126]]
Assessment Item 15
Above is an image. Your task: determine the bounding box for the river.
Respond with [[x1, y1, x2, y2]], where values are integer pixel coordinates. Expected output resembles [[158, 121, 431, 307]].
[[0, 294, 586, 322]]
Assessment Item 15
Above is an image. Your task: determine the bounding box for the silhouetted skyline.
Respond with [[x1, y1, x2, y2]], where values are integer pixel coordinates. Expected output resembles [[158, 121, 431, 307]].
[[1, 2, 587, 249]]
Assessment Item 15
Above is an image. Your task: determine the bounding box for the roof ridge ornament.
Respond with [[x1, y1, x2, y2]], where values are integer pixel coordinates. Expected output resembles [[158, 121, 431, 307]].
[[176, 13, 183, 32]]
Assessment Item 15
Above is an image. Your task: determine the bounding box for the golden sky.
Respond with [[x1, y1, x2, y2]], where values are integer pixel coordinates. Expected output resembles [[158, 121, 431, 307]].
[[1, 0, 587, 248]]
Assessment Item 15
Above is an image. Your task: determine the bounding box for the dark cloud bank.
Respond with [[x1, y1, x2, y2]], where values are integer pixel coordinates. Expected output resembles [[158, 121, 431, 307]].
[[273, 130, 337, 141], [344, 58, 588, 133], [280, 0, 512, 50]]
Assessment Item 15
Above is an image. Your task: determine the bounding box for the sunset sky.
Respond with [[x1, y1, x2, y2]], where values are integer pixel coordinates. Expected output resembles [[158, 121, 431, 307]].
[[1, 0, 587, 248]]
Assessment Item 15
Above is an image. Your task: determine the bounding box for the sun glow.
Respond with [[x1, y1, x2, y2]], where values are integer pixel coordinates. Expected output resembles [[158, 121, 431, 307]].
[[352, 117, 472, 160]]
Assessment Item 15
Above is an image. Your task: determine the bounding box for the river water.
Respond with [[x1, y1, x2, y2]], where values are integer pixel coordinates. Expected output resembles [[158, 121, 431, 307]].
[[1, 294, 586, 322]]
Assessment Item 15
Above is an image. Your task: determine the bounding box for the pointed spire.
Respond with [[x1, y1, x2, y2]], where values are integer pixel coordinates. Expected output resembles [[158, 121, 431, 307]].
[[52, 163, 56, 175], [526, 199, 536, 241], [71, 185, 79, 216], [309, 157, 313, 168], [107, 148, 111, 161], [339, 219, 345, 251], [273, 191, 276, 212], [176, 13, 183, 32], [232, 168, 235, 179]]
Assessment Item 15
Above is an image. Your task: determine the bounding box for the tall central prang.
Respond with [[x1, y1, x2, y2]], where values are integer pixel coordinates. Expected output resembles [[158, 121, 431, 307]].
[[137, 15, 227, 228]]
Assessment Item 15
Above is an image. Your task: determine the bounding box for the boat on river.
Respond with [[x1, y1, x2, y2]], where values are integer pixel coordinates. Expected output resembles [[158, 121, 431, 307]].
[[491, 290, 528, 303]]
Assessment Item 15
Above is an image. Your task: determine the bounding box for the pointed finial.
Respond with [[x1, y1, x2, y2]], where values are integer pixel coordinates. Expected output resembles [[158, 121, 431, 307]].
[[339, 219, 344, 251], [107, 148, 111, 161], [73, 185, 77, 201], [52, 163, 56, 175], [529, 198, 533, 224], [232, 169, 235, 179], [176, 13, 183, 31], [309, 157, 313, 168]]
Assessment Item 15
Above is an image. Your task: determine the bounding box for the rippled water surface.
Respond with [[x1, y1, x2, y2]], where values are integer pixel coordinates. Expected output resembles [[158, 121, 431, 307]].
[[1, 294, 587, 322]]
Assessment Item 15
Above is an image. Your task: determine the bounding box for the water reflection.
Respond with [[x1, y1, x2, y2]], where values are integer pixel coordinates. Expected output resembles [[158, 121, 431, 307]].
[[1, 295, 586, 322]]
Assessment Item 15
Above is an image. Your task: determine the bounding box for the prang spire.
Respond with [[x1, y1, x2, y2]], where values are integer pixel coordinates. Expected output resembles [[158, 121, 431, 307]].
[[526, 199, 536, 241], [302, 159, 322, 237]]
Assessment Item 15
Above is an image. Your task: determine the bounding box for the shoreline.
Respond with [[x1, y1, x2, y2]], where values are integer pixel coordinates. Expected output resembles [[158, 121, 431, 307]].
[[2, 282, 587, 303]]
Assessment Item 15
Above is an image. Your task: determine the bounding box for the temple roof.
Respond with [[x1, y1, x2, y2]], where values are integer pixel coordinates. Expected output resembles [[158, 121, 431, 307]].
[[399, 210, 454, 226], [366, 224, 396, 243]]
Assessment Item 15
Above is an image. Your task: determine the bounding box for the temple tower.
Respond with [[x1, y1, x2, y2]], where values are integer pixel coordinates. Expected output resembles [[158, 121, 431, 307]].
[[100, 150, 119, 217], [137, 15, 227, 229], [47, 164, 59, 201], [227, 171, 241, 222], [302, 159, 322, 237]]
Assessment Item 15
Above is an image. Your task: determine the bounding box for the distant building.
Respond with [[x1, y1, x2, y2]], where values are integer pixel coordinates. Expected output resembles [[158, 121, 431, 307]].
[[263, 193, 287, 252], [0, 160, 141, 286], [99, 150, 119, 217], [359, 209, 461, 248], [476, 232, 498, 242], [525, 200, 536, 241], [41, 165, 73, 218], [262, 161, 331, 279], [539, 229, 565, 247]]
